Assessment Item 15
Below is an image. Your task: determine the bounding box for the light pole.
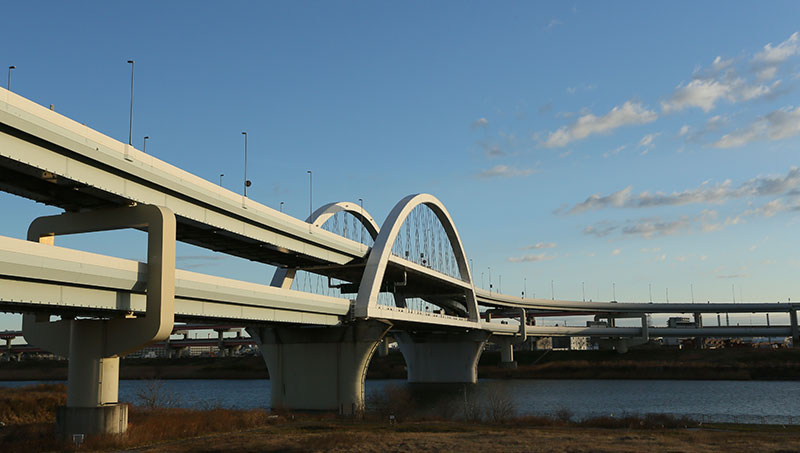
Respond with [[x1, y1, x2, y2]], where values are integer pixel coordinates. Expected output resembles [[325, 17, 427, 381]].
[[358, 198, 364, 244], [242, 132, 250, 197], [7, 66, 15, 91], [582, 281, 585, 302], [279, 201, 284, 213], [488, 267, 492, 294], [307, 171, 313, 220], [143, 136, 149, 153], [219, 173, 224, 186], [127, 60, 134, 145], [551, 279, 554, 300]]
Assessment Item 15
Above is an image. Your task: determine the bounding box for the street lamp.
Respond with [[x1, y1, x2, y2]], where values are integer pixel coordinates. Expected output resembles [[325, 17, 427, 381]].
[[7, 66, 15, 91], [279, 201, 284, 213], [219, 173, 224, 186], [242, 132, 250, 197], [127, 60, 134, 145], [307, 171, 313, 220], [143, 136, 149, 153], [358, 198, 364, 244]]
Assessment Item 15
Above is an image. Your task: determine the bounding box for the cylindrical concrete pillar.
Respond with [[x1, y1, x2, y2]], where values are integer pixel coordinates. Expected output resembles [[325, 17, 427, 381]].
[[67, 321, 119, 407]]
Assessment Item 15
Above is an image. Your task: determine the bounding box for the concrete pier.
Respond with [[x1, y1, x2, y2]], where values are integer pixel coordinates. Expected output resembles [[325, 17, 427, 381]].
[[248, 320, 390, 415], [21, 205, 176, 436], [395, 330, 489, 383]]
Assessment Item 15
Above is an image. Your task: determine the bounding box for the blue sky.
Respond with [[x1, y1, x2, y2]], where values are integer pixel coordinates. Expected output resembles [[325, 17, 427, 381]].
[[2, 2, 800, 331]]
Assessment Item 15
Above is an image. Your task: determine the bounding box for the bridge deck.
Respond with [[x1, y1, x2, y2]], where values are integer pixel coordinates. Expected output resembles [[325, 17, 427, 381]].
[[0, 87, 365, 271], [475, 288, 797, 314], [0, 235, 348, 325]]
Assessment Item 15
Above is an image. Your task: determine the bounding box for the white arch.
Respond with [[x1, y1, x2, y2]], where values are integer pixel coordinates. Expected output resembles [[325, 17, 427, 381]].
[[354, 194, 479, 322], [270, 201, 380, 288]]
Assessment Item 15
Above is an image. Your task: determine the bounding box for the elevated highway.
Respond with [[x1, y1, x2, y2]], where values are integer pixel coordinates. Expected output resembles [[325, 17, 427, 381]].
[[0, 86, 797, 435]]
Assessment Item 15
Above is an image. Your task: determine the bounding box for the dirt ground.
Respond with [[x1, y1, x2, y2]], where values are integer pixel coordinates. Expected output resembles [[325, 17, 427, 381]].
[[125, 423, 800, 453]]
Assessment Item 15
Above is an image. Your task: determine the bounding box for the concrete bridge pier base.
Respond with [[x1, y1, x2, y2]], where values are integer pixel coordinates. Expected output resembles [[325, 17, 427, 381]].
[[395, 330, 490, 383], [248, 320, 391, 415], [57, 320, 127, 436], [495, 337, 517, 369]]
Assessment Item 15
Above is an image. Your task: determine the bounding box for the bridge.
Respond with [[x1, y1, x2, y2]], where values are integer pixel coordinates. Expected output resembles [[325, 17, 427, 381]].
[[1, 86, 798, 436]]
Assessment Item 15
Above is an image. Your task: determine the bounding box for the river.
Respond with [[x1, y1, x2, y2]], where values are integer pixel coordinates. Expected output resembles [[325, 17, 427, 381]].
[[3, 379, 799, 424]]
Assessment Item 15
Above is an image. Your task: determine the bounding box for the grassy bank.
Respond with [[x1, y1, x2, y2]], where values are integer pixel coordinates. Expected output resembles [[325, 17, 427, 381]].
[[3, 348, 800, 381], [2, 384, 800, 452]]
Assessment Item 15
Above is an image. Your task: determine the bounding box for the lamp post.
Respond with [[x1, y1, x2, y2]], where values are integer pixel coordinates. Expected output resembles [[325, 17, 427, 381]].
[[279, 201, 284, 213], [358, 198, 364, 244], [242, 132, 249, 197], [219, 174, 224, 186], [143, 136, 149, 153], [307, 171, 312, 220], [7, 66, 15, 91], [127, 60, 134, 145]]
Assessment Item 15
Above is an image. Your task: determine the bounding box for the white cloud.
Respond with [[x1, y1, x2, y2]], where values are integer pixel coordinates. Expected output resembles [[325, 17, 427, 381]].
[[663, 42, 789, 113], [477, 164, 534, 179], [569, 186, 633, 213], [621, 217, 691, 238], [712, 105, 800, 148], [568, 167, 800, 213], [753, 32, 799, 66], [508, 253, 556, 263], [603, 145, 626, 158], [725, 199, 800, 225], [662, 79, 731, 113], [639, 133, 659, 147], [471, 117, 488, 129], [543, 19, 563, 31], [542, 101, 657, 148], [640, 247, 662, 253], [524, 242, 557, 250], [638, 132, 661, 155]]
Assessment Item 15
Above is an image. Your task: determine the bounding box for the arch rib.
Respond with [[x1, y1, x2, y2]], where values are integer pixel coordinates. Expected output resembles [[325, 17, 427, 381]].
[[270, 201, 380, 288], [354, 194, 479, 322]]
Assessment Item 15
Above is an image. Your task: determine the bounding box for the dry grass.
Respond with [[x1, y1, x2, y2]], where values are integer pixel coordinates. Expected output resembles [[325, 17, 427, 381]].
[[1, 384, 799, 452], [0, 383, 66, 424]]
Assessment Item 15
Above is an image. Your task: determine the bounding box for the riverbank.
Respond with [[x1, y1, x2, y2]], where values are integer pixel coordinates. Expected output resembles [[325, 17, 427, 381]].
[[2, 384, 800, 452], [2, 348, 800, 381]]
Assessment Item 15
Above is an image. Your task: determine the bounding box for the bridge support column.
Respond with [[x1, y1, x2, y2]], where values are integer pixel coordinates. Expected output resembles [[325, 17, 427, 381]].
[[790, 309, 799, 348], [21, 205, 176, 437], [495, 337, 517, 369], [378, 337, 390, 357], [248, 320, 390, 415], [395, 330, 490, 383], [694, 312, 705, 350]]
